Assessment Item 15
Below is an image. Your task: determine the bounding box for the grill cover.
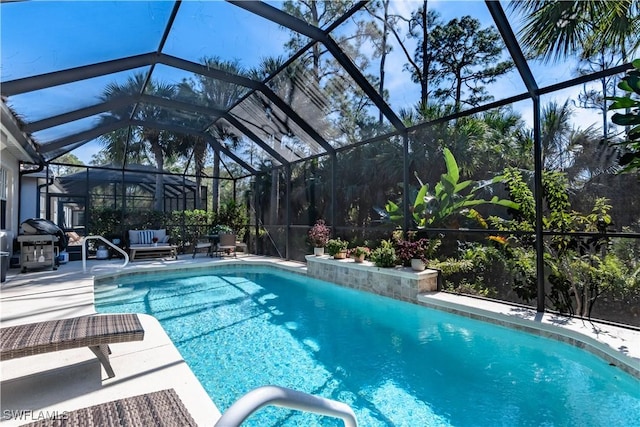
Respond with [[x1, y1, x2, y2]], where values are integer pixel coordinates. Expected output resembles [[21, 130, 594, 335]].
[[20, 218, 68, 251]]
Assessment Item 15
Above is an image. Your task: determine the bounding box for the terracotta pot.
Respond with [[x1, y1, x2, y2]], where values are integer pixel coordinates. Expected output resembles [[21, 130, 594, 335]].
[[334, 250, 347, 259], [354, 254, 365, 263]]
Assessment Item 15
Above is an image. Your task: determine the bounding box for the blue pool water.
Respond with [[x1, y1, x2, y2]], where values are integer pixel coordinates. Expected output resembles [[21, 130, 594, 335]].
[[95, 266, 640, 426]]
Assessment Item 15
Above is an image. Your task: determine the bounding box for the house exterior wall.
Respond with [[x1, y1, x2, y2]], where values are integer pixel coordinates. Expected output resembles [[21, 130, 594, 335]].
[[1, 102, 42, 256], [1, 137, 20, 252]]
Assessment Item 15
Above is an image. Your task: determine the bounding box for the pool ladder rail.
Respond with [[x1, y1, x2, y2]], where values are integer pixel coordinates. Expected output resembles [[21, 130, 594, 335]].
[[82, 235, 129, 273], [215, 385, 357, 427]]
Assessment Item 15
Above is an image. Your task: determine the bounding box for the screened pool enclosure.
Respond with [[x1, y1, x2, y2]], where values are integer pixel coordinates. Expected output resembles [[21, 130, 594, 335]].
[[2, 1, 639, 326]]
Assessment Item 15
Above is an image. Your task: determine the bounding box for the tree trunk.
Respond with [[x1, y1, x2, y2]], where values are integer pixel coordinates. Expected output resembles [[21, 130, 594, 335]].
[[152, 145, 164, 212], [454, 69, 463, 112], [378, 0, 390, 124], [311, 1, 321, 82], [270, 169, 279, 224], [420, 0, 429, 108], [213, 150, 220, 212], [193, 137, 206, 210]]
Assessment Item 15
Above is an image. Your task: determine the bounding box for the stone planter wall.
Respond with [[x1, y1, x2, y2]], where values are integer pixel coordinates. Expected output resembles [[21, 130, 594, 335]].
[[306, 255, 439, 302]]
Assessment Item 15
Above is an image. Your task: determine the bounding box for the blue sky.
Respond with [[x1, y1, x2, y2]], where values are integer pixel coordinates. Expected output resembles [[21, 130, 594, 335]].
[[1, 0, 624, 164]]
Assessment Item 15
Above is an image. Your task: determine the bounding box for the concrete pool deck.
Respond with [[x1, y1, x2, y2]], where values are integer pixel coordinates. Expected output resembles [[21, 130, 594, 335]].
[[1, 255, 639, 425]]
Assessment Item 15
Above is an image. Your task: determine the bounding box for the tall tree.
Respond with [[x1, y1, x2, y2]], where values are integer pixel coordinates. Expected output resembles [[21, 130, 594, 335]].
[[50, 153, 84, 176], [186, 57, 248, 211], [429, 16, 514, 111], [406, 1, 440, 108], [367, 0, 440, 108], [511, 1, 640, 139], [283, 0, 382, 142], [99, 72, 178, 211]]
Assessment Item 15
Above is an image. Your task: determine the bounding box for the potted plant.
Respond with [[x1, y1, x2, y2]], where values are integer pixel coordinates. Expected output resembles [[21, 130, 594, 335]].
[[308, 219, 330, 256], [370, 240, 397, 268], [211, 224, 233, 235], [394, 233, 439, 271], [351, 246, 370, 263], [326, 238, 349, 259], [152, 236, 159, 247]]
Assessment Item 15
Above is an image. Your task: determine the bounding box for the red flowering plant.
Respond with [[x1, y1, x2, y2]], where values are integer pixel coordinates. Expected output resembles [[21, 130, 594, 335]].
[[152, 237, 159, 244], [308, 219, 330, 248], [393, 231, 439, 265]]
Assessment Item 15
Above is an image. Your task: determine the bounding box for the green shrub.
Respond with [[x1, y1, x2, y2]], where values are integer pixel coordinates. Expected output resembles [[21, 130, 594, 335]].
[[326, 238, 348, 256], [370, 240, 397, 268]]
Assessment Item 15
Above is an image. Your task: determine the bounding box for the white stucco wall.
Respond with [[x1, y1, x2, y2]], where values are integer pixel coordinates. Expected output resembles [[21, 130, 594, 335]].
[[1, 147, 20, 249], [19, 175, 40, 224]]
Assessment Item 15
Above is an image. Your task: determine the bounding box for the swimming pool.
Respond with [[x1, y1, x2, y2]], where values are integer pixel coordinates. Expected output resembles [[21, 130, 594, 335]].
[[95, 266, 640, 426]]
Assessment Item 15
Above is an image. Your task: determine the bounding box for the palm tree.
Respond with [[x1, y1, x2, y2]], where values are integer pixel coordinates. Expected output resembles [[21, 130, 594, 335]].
[[99, 72, 178, 211], [511, 1, 639, 150], [191, 57, 248, 211], [510, 0, 640, 63], [98, 75, 146, 165]]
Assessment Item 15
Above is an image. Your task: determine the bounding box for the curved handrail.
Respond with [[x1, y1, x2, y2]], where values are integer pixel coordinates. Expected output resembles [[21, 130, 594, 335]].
[[82, 235, 129, 273], [214, 385, 357, 427]]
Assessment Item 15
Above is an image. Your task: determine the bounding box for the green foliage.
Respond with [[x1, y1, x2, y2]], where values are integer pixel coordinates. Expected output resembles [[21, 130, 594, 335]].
[[166, 209, 215, 247], [88, 205, 246, 250], [488, 168, 535, 233], [386, 148, 518, 228], [370, 240, 398, 268], [429, 16, 514, 109], [392, 231, 441, 265], [210, 224, 233, 234], [429, 241, 502, 297], [489, 169, 637, 318], [428, 257, 474, 277], [88, 207, 123, 238], [119, 210, 167, 233], [444, 279, 496, 298], [217, 200, 248, 239], [607, 58, 640, 172], [326, 238, 349, 256], [351, 246, 370, 258]]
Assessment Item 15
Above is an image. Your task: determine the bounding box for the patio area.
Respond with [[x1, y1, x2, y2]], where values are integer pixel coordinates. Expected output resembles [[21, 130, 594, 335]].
[[2, 255, 638, 425], [0, 255, 301, 426]]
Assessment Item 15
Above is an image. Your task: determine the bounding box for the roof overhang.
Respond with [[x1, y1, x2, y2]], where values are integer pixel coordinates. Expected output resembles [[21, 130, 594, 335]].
[[0, 99, 42, 163]]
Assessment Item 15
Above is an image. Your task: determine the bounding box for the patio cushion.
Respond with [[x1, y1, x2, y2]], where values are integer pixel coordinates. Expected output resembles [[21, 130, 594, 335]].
[[154, 229, 167, 241], [129, 229, 167, 245], [138, 230, 154, 245], [128, 230, 140, 245]]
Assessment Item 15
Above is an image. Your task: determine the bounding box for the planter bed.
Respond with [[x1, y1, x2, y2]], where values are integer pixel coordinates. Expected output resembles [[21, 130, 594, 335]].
[[306, 255, 439, 302]]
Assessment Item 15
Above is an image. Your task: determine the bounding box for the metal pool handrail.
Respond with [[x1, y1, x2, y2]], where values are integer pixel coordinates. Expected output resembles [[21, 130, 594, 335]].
[[82, 235, 129, 273], [214, 385, 358, 427]]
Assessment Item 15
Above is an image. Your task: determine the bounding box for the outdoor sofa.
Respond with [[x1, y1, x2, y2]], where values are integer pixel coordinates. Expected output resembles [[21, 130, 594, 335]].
[[127, 229, 177, 261]]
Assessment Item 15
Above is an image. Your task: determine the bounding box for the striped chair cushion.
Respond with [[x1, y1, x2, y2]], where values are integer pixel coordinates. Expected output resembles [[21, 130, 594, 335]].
[[138, 230, 155, 245]]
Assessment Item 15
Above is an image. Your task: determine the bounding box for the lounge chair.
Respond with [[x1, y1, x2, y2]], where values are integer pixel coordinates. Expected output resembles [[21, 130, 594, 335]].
[[215, 232, 236, 257], [192, 236, 213, 258], [0, 314, 144, 378], [19, 389, 196, 427]]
